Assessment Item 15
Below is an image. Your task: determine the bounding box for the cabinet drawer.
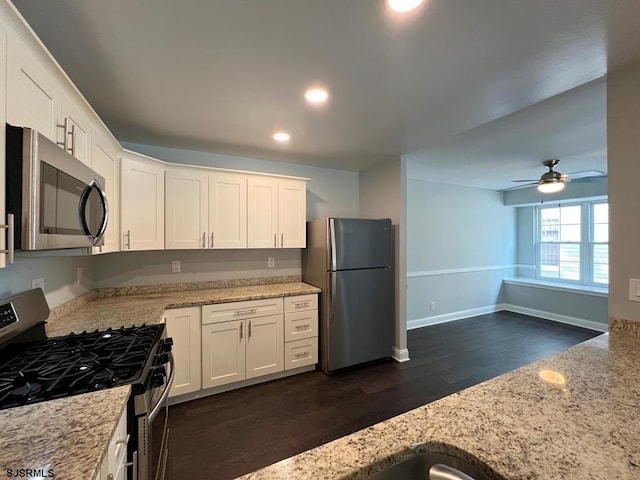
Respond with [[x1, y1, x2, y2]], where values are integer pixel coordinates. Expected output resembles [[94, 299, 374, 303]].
[[284, 337, 318, 370], [284, 294, 317, 313], [284, 310, 318, 342], [202, 298, 284, 324]]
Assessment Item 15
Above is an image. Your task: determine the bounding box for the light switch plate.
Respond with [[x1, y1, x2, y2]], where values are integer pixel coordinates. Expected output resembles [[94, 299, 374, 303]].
[[628, 278, 640, 302], [171, 261, 181, 273]]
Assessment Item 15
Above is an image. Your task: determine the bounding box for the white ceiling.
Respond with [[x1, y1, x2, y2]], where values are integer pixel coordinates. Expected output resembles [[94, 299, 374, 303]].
[[10, 0, 640, 189]]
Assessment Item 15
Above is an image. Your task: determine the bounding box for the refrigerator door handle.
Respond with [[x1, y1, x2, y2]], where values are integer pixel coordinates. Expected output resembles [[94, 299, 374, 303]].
[[329, 218, 337, 271], [329, 272, 336, 324]]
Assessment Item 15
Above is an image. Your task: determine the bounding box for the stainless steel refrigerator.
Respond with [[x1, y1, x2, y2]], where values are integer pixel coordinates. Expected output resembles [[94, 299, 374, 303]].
[[302, 218, 394, 374]]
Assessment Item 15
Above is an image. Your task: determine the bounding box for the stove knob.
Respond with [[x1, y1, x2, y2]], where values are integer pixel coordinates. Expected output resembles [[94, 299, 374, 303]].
[[161, 339, 173, 353], [165, 337, 174, 347], [152, 373, 165, 388], [158, 353, 170, 364]]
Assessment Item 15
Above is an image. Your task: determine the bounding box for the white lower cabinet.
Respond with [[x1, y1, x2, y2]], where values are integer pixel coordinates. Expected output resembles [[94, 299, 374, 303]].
[[96, 406, 128, 480], [245, 314, 284, 379], [202, 319, 246, 388], [283, 294, 318, 370], [165, 307, 201, 397]]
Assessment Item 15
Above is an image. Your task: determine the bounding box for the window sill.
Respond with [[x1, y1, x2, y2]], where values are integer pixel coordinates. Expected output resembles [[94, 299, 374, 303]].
[[503, 277, 608, 298]]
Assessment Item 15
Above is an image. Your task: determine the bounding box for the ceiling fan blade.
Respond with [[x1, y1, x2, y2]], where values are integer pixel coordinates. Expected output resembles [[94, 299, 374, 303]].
[[570, 175, 607, 184], [501, 182, 538, 191], [511, 179, 539, 183], [566, 169, 605, 179]]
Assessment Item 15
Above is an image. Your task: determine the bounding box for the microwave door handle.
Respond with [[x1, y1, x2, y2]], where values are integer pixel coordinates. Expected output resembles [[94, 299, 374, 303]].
[[79, 180, 109, 245], [92, 179, 109, 244]]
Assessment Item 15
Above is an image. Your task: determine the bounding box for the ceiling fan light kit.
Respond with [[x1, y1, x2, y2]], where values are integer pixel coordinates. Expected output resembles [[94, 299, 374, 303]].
[[537, 180, 565, 194]]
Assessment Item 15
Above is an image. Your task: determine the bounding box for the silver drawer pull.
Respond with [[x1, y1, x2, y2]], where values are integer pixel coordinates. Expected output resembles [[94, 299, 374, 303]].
[[294, 351, 310, 359], [295, 324, 310, 331], [115, 434, 130, 446], [294, 302, 310, 308], [234, 308, 257, 316]]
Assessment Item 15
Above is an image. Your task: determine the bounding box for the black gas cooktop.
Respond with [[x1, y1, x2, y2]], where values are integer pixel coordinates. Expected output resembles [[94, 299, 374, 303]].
[[0, 324, 163, 409]]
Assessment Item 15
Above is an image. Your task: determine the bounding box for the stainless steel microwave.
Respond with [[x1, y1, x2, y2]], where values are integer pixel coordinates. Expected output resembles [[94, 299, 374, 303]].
[[5, 124, 109, 250]]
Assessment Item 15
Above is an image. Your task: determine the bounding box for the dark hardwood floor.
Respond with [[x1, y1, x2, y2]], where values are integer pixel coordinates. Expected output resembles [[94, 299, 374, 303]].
[[167, 312, 600, 480]]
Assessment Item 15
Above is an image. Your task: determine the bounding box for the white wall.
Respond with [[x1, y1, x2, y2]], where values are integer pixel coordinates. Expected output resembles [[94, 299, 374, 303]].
[[359, 157, 407, 358], [607, 60, 640, 323], [407, 179, 516, 327], [122, 143, 360, 221]]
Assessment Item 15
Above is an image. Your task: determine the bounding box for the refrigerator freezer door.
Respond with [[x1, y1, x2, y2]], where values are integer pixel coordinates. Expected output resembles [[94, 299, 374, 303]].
[[330, 218, 392, 270], [323, 267, 394, 373]]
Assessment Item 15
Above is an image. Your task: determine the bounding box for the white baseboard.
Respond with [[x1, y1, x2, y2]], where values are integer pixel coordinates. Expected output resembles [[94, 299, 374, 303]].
[[407, 304, 504, 330], [392, 346, 410, 362], [503, 304, 608, 332]]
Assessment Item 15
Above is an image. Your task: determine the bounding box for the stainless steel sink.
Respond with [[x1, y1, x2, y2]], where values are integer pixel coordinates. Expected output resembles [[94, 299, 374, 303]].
[[367, 451, 494, 480]]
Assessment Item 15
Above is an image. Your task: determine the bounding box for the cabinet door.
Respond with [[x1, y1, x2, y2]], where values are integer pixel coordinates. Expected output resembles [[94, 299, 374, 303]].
[[278, 179, 307, 248], [209, 172, 247, 248], [6, 34, 60, 142], [120, 154, 165, 251], [246, 314, 283, 379], [166, 168, 208, 249], [247, 176, 278, 248], [165, 307, 202, 397], [91, 132, 120, 254], [202, 320, 246, 388], [60, 95, 92, 166]]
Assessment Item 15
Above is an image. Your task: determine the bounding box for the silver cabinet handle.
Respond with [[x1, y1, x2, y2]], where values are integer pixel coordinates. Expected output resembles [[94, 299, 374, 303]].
[[429, 464, 476, 480], [202, 232, 206, 248], [210, 232, 214, 248], [273, 233, 276, 248], [248, 320, 252, 338], [67, 123, 75, 156], [124, 230, 131, 249], [124, 450, 138, 480], [0, 214, 15, 264], [234, 308, 257, 316], [56, 120, 67, 149], [295, 324, 310, 331], [240, 322, 243, 340], [295, 351, 310, 359], [281, 233, 284, 248], [294, 301, 310, 308]]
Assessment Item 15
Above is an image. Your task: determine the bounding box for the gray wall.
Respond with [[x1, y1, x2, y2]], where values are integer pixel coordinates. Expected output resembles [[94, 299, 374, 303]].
[[359, 157, 407, 356], [607, 61, 640, 323], [406, 179, 516, 327]]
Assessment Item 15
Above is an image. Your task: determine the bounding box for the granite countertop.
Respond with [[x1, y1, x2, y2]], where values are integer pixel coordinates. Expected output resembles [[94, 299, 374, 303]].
[[239, 330, 640, 480], [46, 281, 320, 337], [0, 386, 130, 479]]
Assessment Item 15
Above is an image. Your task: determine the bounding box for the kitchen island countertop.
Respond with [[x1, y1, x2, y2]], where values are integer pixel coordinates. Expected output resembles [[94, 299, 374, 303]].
[[239, 328, 640, 480]]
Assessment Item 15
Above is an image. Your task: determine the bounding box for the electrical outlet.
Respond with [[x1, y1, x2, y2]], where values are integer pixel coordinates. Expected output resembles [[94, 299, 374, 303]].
[[267, 257, 275, 268], [32, 278, 45, 291], [171, 261, 181, 273], [430, 301, 436, 311], [77, 267, 83, 284]]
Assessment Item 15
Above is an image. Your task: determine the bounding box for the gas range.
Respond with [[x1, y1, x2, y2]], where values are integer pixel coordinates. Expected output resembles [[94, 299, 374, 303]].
[[0, 324, 164, 409], [0, 288, 174, 480]]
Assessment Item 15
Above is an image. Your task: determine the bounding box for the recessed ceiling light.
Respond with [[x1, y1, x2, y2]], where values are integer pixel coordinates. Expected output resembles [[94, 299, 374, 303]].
[[387, 0, 424, 13], [304, 88, 329, 104], [272, 131, 290, 143]]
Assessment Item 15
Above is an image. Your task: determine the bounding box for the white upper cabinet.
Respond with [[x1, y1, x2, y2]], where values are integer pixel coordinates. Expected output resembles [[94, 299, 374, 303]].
[[278, 179, 307, 248], [6, 33, 60, 141], [121, 153, 165, 251], [165, 168, 246, 249], [209, 172, 247, 249], [165, 167, 208, 249], [91, 129, 120, 254], [248, 176, 307, 248], [59, 93, 93, 166]]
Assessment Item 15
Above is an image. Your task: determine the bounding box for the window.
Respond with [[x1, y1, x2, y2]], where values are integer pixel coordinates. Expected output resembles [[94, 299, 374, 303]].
[[536, 201, 608, 286]]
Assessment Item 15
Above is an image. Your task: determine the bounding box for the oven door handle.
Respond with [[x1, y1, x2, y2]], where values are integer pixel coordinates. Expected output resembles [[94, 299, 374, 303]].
[[149, 352, 175, 422]]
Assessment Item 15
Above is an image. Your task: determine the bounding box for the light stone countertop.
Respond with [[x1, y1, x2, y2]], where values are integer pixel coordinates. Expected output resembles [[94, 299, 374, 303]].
[[45, 281, 320, 337], [238, 331, 640, 480], [0, 386, 130, 480]]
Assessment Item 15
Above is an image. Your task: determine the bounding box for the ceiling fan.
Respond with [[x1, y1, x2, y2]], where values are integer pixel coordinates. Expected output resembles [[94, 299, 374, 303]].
[[509, 159, 605, 194]]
